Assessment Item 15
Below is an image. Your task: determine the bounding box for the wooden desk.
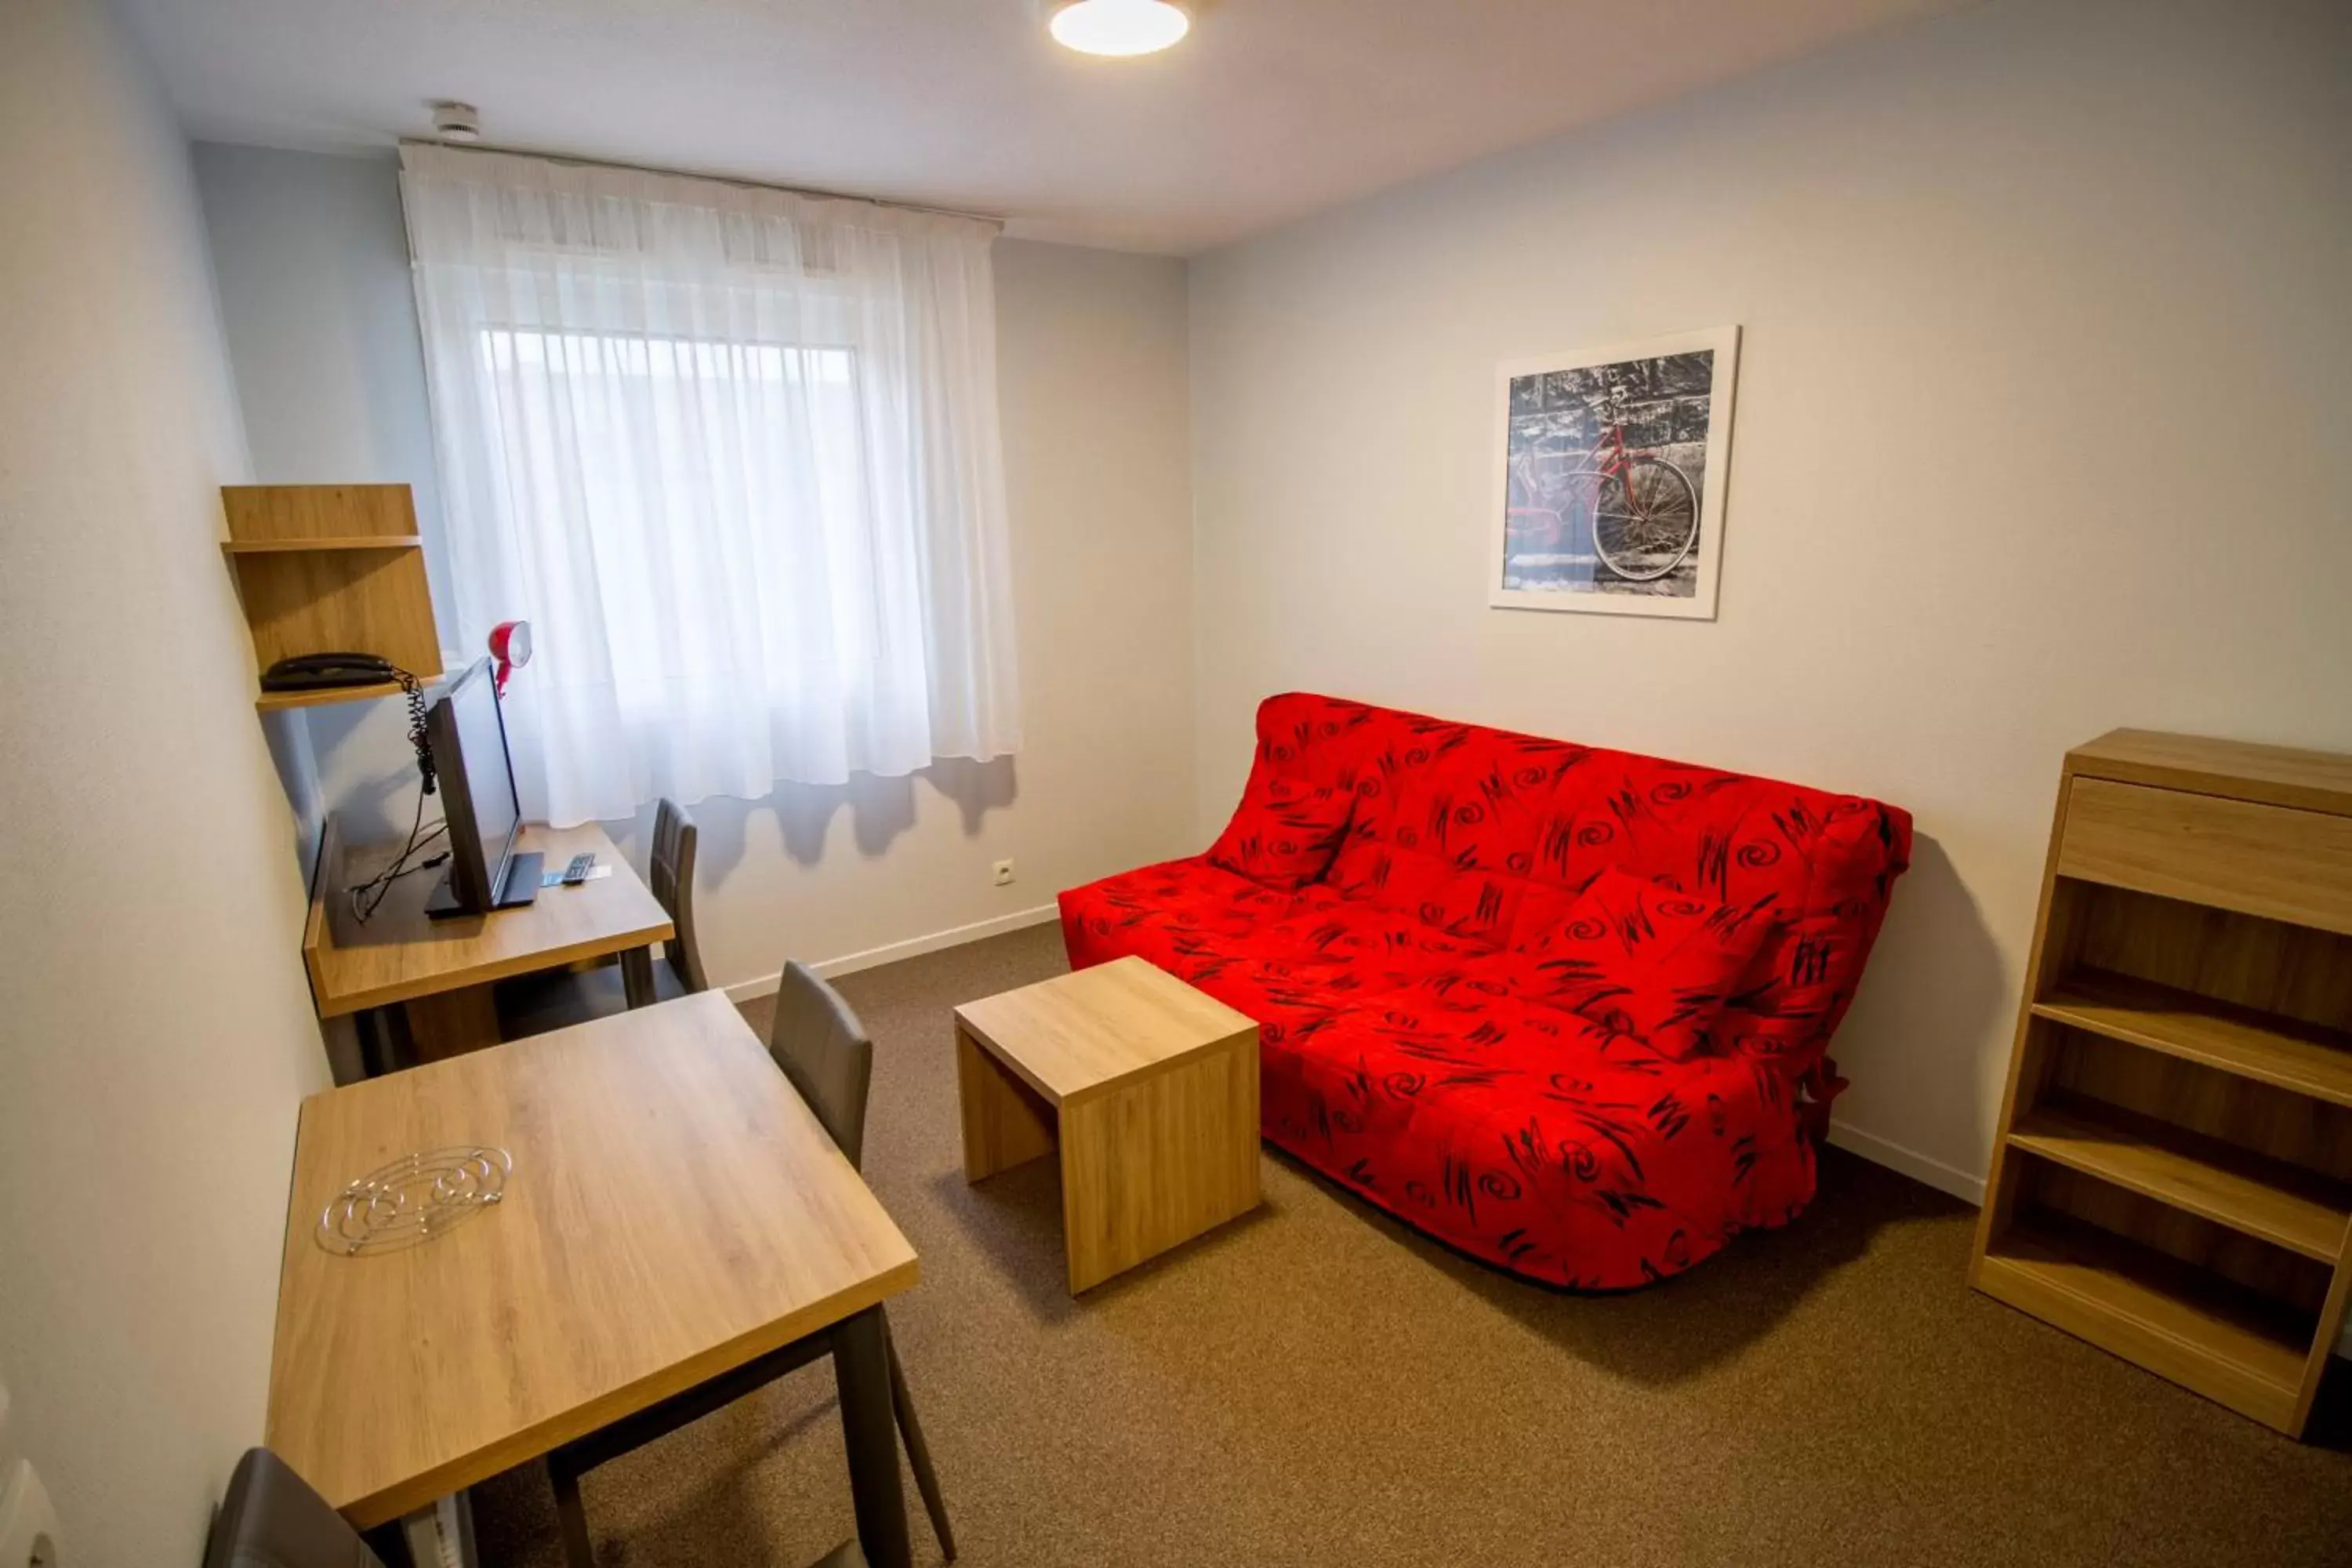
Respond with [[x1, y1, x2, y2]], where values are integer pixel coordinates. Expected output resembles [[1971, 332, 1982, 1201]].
[[267, 992, 921, 1562], [303, 818, 673, 1063]]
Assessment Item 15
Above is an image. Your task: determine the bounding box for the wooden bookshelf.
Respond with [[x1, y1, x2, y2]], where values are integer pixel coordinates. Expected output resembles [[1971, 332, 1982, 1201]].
[[1970, 730, 2352, 1437], [220, 485, 441, 709]]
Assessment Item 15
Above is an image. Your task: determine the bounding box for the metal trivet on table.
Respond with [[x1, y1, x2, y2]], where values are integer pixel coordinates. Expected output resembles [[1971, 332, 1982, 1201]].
[[315, 1145, 512, 1257]]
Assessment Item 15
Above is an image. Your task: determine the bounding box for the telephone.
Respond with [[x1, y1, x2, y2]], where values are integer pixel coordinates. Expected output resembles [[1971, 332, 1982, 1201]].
[[260, 652, 397, 691], [262, 654, 437, 793]]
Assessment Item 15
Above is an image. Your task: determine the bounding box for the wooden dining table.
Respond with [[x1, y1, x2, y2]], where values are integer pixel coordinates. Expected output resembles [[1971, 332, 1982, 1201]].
[[266, 990, 921, 1566]]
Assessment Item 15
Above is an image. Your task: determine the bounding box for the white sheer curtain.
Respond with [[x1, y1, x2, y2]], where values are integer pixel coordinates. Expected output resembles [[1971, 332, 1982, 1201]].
[[399, 144, 1020, 827]]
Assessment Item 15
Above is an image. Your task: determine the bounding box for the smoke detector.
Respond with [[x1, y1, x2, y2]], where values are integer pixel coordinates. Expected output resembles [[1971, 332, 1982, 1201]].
[[430, 102, 482, 143]]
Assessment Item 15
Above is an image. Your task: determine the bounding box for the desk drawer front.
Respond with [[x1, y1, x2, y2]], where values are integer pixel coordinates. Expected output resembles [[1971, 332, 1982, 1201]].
[[2059, 778, 2352, 937]]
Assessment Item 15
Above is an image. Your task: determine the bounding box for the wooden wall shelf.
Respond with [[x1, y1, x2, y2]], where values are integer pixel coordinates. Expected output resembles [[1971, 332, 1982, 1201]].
[[254, 681, 413, 713], [223, 536, 420, 555], [221, 485, 442, 710], [1969, 729, 2352, 1438]]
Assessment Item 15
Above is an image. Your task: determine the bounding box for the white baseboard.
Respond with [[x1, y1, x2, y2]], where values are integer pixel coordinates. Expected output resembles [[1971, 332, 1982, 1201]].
[[721, 902, 1062, 1003], [1825, 1119, 1987, 1205]]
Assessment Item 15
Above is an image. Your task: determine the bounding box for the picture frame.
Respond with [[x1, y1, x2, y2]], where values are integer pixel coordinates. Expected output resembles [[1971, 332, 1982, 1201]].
[[1487, 325, 1740, 620]]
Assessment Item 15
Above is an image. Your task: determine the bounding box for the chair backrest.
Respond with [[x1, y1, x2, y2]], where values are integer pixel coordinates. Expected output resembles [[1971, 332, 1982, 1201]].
[[768, 960, 873, 1169], [204, 1448, 384, 1568], [649, 798, 707, 995]]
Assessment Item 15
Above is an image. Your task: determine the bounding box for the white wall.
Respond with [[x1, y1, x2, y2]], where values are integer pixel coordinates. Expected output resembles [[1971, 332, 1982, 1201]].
[[191, 147, 450, 1020], [191, 143, 448, 586], [1187, 0, 2352, 1200], [191, 148, 1200, 989], [0, 5, 331, 1564]]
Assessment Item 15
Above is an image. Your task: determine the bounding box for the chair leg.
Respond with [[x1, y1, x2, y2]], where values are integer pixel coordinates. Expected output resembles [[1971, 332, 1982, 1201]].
[[547, 1454, 597, 1568], [883, 1318, 956, 1562]]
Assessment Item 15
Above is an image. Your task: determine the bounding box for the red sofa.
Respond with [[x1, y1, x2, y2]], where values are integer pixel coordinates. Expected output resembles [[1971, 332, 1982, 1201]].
[[1059, 694, 1912, 1289]]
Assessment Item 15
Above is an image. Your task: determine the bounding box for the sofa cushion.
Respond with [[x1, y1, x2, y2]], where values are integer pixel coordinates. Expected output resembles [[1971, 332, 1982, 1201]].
[[1062, 860, 1490, 992], [1519, 868, 1774, 1061], [1206, 776, 1354, 891], [1060, 858, 1308, 975], [1146, 952, 1356, 1052], [1322, 717, 1558, 946], [1254, 989, 1820, 1287]]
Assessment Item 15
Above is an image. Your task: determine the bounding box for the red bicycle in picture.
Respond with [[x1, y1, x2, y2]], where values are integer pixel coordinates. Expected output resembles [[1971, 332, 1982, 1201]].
[[1504, 378, 1699, 583]]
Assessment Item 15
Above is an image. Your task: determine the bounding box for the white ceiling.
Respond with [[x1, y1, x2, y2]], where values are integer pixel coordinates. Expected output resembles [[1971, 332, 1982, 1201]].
[[124, 0, 1967, 255]]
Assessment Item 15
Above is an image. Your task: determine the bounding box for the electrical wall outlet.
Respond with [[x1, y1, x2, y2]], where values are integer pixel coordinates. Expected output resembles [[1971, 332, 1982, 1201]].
[[991, 859, 1015, 887]]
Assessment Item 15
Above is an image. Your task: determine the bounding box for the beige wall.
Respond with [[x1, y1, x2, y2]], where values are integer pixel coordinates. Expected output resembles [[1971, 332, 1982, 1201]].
[[0, 3, 330, 1563], [190, 151, 1201, 989], [1187, 0, 2352, 1198]]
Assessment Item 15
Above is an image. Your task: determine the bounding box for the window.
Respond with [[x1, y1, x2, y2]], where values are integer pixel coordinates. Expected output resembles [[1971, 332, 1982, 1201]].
[[477, 328, 871, 722], [402, 145, 1019, 826]]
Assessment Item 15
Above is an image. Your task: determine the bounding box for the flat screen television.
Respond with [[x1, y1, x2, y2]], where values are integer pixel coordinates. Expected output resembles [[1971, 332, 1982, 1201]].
[[423, 656, 539, 917]]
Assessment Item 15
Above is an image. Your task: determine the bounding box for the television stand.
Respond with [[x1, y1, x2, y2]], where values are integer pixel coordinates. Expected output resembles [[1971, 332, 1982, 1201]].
[[424, 851, 543, 920]]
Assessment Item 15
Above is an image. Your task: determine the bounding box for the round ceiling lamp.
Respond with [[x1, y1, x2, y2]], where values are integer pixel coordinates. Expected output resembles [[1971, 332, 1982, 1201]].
[[1047, 0, 1192, 57]]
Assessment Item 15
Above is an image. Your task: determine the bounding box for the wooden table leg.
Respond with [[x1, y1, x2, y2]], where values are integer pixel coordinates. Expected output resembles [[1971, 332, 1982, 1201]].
[[1058, 1033, 1261, 1294], [356, 1004, 403, 1079], [956, 1023, 1058, 1181], [619, 946, 656, 1008], [832, 1306, 913, 1568], [403, 984, 503, 1062]]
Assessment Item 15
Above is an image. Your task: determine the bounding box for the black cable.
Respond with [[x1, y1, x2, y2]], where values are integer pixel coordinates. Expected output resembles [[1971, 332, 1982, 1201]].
[[347, 784, 450, 924], [398, 667, 437, 795], [345, 664, 448, 924]]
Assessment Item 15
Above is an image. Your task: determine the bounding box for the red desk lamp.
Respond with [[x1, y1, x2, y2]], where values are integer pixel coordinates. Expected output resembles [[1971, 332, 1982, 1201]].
[[488, 620, 532, 695]]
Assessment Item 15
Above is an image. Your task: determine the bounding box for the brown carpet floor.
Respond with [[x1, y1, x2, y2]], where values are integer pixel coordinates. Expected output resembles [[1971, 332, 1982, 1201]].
[[470, 924, 2352, 1567]]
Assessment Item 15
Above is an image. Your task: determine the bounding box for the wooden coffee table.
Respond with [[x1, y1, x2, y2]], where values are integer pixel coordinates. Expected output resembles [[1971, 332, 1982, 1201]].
[[953, 956, 1261, 1294]]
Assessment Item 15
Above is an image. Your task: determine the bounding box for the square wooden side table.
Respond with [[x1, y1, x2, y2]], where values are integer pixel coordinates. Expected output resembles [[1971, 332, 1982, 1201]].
[[953, 956, 1261, 1294]]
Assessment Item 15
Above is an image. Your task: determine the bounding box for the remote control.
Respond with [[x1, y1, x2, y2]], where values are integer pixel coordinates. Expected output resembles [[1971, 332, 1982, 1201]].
[[561, 852, 595, 886]]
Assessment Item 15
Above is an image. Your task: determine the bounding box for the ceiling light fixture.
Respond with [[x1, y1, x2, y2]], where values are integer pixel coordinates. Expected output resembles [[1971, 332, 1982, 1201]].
[[1047, 0, 1192, 57]]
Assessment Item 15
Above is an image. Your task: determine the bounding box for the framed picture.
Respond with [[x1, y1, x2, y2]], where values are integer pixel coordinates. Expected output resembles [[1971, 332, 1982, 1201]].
[[1488, 325, 1740, 620]]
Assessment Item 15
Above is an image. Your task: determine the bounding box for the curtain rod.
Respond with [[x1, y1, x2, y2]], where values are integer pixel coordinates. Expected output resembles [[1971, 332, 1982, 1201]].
[[395, 138, 1004, 228]]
